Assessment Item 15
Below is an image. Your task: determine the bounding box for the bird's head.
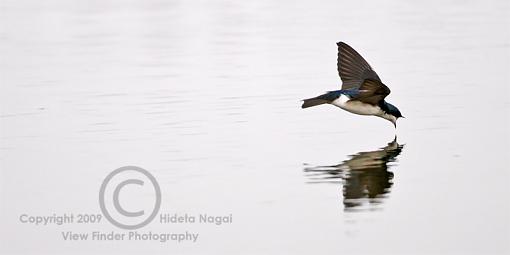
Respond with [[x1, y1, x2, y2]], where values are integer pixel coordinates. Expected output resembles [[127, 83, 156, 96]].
[[381, 102, 404, 128]]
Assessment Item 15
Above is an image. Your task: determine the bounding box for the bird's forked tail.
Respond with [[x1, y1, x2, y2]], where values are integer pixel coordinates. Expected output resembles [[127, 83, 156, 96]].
[[301, 96, 329, 108]]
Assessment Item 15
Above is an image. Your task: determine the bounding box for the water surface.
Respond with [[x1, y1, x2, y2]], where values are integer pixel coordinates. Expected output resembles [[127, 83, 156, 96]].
[[1, 0, 509, 254]]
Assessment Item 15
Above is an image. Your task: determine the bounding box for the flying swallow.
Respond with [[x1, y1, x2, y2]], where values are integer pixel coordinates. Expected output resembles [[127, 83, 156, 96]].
[[302, 42, 403, 127]]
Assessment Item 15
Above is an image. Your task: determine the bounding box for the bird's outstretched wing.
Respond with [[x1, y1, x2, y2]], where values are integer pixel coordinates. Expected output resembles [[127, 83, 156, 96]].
[[352, 79, 391, 105], [337, 42, 381, 90]]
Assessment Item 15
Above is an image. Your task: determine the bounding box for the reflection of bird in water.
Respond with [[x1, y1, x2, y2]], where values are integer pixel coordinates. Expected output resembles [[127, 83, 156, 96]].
[[304, 138, 404, 211]]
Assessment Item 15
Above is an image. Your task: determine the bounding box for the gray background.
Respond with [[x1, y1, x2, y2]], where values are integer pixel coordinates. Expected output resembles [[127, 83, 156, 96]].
[[1, 0, 509, 254]]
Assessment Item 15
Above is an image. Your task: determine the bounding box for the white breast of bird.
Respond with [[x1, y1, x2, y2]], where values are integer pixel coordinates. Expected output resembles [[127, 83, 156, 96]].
[[332, 94, 383, 116]]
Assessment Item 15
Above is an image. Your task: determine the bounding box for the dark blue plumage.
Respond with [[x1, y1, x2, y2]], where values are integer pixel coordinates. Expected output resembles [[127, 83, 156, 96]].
[[301, 89, 359, 108], [322, 90, 360, 101], [380, 102, 403, 118]]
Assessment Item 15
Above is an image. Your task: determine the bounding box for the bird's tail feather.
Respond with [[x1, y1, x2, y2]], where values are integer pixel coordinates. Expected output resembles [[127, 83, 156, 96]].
[[301, 97, 328, 108]]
